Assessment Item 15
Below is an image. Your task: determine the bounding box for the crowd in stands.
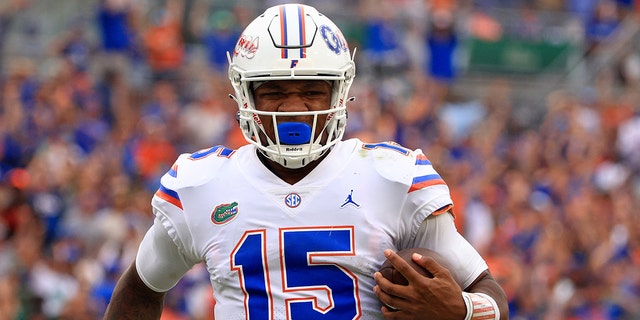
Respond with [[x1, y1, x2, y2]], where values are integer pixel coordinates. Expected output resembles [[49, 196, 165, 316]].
[[0, 0, 639, 319]]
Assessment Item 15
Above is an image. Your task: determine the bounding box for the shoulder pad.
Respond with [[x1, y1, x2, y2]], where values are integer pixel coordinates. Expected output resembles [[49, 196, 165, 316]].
[[359, 141, 416, 185], [359, 141, 446, 192], [160, 145, 237, 191]]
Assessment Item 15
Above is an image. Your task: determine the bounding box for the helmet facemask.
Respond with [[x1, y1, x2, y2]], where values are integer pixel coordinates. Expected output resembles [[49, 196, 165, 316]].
[[228, 4, 355, 169]]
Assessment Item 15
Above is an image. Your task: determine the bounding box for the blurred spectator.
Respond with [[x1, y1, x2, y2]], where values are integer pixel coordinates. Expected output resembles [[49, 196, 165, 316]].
[[615, 44, 640, 88], [0, 0, 29, 74], [180, 75, 236, 149], [50, 21, 96, 73], [140, 80, 184, 144], [143, 1, 185, 84], [27, 238, 81, 319], [359, 0, 409, 78], [126, 114, 178, 190], [465, 7, 503, 41], [616, 107, 640, 171], [425, 8, 458, 103], [511, 3, 544, 40], [585, 0, 622, 57], [566, 0, 599, 23], [98, 0, 133, 53], [96, 0, 137, 84], [200, 9, 241, 74], [0, 274, 19, 319]]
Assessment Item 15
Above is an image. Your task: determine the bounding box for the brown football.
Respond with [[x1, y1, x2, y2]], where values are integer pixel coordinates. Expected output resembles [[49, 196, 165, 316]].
[[379, 248, 445, 285]]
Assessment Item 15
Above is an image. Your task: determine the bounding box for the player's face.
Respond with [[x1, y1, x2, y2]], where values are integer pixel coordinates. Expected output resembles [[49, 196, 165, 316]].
[[252, 80, 332, 144]]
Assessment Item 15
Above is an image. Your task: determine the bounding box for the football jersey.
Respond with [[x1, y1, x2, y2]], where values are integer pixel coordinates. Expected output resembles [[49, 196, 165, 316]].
[[149, 138, 461, 319]]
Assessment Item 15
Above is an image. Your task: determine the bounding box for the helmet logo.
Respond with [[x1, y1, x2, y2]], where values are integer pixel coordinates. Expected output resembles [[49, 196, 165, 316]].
[[234, 35, 259, 59], [290, 60, 299, 68], [320, 25, 348, 54]]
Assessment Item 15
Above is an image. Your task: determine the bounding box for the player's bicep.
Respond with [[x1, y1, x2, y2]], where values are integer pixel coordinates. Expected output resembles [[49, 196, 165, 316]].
[[409, 212, 488, 290], [136, 219, 197, 292]]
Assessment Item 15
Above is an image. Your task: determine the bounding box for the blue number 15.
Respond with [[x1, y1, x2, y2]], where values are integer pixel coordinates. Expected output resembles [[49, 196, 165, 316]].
[[231, 227, 362, 319]]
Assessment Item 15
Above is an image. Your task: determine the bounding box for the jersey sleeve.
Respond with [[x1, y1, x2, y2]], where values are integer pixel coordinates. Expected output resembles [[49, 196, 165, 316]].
[[360, 141, 454, 248], [400, 149, 453, 247], [409, 212, 488, 290], [136, 151, 216, 291], [136, 216, 198, 292]]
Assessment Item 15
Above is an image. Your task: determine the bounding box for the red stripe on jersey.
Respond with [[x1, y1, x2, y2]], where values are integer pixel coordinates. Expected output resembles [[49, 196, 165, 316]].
[[408, 178, 446, 193], [155, 189, 183, 210], [432, 204, 453, 216]]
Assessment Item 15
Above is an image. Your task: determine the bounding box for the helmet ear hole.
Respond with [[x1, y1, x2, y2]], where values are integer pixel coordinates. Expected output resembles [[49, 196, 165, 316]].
[[236, 112, 251, 132], [343, 110, 349, 123]]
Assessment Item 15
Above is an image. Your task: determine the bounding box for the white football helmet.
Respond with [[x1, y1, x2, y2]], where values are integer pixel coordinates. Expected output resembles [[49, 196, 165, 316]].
[[228, 3, 356, 169]]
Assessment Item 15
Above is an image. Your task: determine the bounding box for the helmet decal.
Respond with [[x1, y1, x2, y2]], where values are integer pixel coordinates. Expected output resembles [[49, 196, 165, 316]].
[[320, 25, 348, 54], [275, 4, 309, 59], [234, 35, 259, 59]]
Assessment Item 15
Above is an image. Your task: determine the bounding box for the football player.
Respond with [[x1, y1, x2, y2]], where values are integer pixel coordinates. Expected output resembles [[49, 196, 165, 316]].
[[104, 3, 508, 319]]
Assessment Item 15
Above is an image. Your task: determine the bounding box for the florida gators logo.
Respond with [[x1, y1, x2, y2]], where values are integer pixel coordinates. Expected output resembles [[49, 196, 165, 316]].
[[211, 202, 239, 225]]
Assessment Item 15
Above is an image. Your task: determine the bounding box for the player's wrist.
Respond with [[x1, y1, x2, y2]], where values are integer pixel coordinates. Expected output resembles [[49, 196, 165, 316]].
[[461, 292, 500, 320]]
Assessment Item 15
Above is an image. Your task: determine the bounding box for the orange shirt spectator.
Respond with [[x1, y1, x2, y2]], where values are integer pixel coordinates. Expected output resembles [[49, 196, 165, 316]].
[[133, 116, 177, 181], [144, 10, 184, 81]]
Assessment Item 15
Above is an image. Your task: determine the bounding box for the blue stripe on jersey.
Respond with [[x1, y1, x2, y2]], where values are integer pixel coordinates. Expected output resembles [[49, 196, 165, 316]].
[[168, 165, 178, 177], [362, 143, 410, 155], [155, 184, 183, 209], [409, 173, 446, 193], [219, 147, 234, 157], [189, 145, 235, 160], [415, 157, 432, 166], [159, 184, 180, 201], [412, 174, 442, 184]]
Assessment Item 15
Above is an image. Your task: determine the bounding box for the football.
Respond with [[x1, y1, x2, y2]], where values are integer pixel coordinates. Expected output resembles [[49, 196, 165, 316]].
[[379, 248, 444, 285]]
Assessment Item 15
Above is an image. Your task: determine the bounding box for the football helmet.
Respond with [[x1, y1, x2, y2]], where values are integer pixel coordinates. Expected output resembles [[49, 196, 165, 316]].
[[228, 3, 356, 169]]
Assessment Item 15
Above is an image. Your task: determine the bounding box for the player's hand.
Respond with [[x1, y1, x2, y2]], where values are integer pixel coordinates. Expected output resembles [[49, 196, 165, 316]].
[[373, 249, 467, 320]]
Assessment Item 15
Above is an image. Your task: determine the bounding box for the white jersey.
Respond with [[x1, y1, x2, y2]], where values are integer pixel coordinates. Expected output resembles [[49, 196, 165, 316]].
[[142, 138, 485, 320]]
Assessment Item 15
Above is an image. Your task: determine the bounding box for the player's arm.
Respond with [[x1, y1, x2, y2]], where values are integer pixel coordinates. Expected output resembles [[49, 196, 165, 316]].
[[104, 260, 165, 319], [461, 269, 508, 320], [375, 212, 508, 319], [104, 218, 198, 319], [413, 211, 507, 319]]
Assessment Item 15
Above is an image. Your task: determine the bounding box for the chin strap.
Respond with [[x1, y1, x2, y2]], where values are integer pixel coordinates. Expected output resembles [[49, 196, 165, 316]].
[[462, 292, 500, 320], [264, 142, 324, 169]]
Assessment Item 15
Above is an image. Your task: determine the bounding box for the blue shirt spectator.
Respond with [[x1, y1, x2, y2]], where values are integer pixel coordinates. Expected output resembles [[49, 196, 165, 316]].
[[97, 0, 132, 52]]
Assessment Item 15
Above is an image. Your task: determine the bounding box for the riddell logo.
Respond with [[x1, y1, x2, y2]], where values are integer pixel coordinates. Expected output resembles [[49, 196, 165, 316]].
[[252, 113, 262, 125], [234, 35, 259, 59], [286, 147, 303, 152]]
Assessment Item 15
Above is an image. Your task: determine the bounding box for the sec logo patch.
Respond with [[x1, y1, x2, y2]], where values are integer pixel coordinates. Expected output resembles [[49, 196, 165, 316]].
[[284, 193, 301, 208]]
